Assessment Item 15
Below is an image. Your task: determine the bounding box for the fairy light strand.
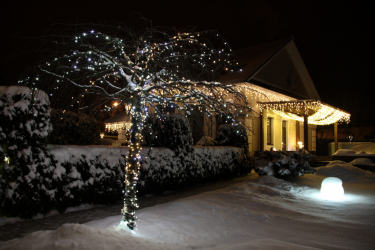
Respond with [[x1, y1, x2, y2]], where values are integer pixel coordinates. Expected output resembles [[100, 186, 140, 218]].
[[258, 100, 350, 125], [21, 27, 251, 230]]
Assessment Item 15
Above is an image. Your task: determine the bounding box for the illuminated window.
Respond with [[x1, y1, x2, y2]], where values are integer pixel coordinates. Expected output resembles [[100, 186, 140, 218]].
[[267, 118, 272, 145]]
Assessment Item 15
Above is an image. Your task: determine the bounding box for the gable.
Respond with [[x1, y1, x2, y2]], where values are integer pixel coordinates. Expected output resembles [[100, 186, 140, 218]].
[[220, 37, 320, 100], [248, 40, 320, 100], [251, 47, 310, 99]]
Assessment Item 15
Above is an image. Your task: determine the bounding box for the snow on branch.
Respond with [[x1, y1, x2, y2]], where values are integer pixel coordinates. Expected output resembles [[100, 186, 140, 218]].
[[19, 23, 249, 119]]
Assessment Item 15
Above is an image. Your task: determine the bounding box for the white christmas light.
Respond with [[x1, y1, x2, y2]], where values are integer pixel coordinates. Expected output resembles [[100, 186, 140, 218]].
[[257, 100, 350, 125]]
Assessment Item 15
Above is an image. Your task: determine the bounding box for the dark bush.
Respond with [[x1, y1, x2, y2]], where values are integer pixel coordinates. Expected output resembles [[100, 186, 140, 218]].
[[255, 149, 315, 178], [48, 109, 100, 145], [215, 124, 248, 148], [142, 113, 193, 153], [0, 87, 55, 218]]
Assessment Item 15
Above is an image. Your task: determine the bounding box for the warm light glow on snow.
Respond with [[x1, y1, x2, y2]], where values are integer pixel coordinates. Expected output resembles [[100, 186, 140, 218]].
[[320, 177, 344, 200]]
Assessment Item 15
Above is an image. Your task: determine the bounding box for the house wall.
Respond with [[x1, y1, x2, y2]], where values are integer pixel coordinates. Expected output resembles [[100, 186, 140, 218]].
[[245, 108, 317, 154], [288, 120, 297, 151], [297, 122, 317, 152]]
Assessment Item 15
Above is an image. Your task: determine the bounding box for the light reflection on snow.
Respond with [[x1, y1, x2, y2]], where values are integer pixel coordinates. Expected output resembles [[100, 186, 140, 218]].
[[117, 221, 141, 237], [306, 190, 367, 203]]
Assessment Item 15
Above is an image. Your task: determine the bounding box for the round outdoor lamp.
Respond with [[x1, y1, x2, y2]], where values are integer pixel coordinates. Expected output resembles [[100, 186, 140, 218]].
[[321, 177, 344, 200], [100, 132, 105, 139]]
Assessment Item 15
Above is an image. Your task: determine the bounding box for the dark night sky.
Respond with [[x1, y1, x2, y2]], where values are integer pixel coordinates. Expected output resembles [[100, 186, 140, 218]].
[[1, 0, 373, 110]]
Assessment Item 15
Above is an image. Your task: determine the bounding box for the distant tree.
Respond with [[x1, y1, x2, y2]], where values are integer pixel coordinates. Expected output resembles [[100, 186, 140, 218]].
[[48, 109, 100, 145], [316, 125, 333, 156], [337, 89, 375, 142], [20, 22, 249, 230]]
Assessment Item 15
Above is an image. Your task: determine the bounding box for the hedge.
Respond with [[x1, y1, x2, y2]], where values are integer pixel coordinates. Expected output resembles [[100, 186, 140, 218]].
[[0, 144, 250, 218], [0, 86, 251, 218], [0, 86, 55, 218], [47, 109, 100, 145]]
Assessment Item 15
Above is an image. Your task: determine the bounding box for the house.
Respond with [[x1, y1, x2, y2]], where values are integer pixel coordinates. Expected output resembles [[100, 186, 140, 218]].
[[104, 37, 350, 156], [104, 112, 131, 144], [203, 36, 350, 155]]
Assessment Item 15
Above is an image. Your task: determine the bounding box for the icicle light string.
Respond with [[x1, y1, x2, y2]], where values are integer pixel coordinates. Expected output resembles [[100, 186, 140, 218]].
[[258, 100, 350, 125]]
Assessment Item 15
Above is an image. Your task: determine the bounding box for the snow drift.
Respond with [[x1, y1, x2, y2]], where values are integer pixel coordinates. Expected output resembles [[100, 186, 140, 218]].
[[1, 162, 374, 250]]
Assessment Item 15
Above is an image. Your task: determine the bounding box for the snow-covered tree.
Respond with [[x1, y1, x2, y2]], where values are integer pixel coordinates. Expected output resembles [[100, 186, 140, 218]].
[[0, 86, 54, 218], [20, 23, 249, 230]]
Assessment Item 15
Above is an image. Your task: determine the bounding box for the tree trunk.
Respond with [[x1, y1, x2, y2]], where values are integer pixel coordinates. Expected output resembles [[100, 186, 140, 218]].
[[122, 95, 142, 230]]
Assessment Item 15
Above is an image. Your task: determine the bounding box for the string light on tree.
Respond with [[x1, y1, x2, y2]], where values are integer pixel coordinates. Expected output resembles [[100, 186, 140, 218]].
[[22, 22, 251, 230]]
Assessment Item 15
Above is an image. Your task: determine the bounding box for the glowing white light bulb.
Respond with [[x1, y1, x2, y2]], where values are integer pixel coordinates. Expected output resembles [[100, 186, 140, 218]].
[[321, 177, 344, 200]]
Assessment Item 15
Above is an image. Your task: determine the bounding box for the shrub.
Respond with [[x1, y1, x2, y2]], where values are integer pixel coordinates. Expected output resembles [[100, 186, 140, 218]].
[[0, 144, 4, 206], [49, 146, 125, 212], [141, 113, 195, 181], [215, 124, 248, 148], [214, 124, 252, 171], [0, 87, 252, 218], [48, 109, 100, 145], [142, 113, 193, 152], [0, 86, 55, 218], [139, 146, 250, 195], [255, 149, 315, 178]]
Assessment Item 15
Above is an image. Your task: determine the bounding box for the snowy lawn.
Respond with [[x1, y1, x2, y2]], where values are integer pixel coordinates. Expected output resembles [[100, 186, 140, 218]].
[[1, 161, 375, 250]]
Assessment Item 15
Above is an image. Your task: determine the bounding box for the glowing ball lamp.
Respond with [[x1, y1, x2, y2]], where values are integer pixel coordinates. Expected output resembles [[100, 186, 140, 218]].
[[321, 177, 344, 200]]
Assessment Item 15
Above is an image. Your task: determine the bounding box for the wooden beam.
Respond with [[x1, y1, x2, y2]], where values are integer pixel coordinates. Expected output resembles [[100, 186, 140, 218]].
[[304, 115, 308, 150], [334, 122, 338, 152], [260, 112, 264, 151], [296, 121, 300, 143]]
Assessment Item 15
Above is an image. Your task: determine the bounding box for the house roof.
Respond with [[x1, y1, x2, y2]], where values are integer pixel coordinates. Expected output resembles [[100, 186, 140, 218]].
[[221, 37, 293, 84], [104, 112, 131, 124], [221, 36, 321, 100]]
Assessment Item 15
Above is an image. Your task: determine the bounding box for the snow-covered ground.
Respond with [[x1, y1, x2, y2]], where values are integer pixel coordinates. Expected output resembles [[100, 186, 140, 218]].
[[1, 161, 375, 250]]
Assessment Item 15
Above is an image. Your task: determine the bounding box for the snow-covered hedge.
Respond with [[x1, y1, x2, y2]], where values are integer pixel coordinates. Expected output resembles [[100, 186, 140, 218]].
[[141, 113, 195, 178], [194, 146, 250, 182], [142, 113, 194, 153], [48, 109, 100, 145], [255, 149, 315, 178], [49, 145, 125, 212], [50, 145, 250, 197], [0, 86, 55, 218], [140, 146, 250, 194], [41, 145, 250, 208], [1, 142, 250, 218], [0, 87, 251, 218]]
